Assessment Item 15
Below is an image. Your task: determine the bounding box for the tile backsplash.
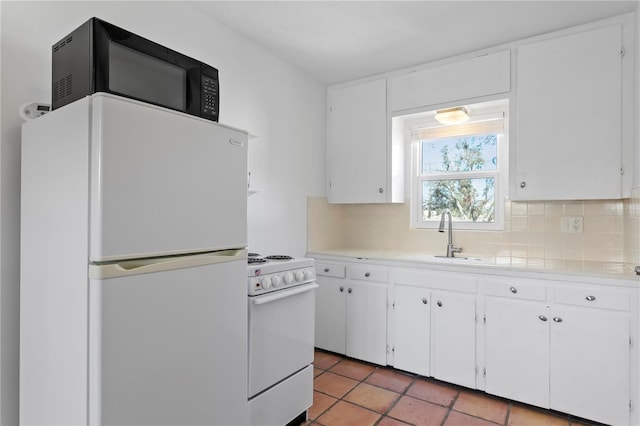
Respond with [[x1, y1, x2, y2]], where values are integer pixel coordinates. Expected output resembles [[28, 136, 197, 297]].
[[308, 187, 640, 272]]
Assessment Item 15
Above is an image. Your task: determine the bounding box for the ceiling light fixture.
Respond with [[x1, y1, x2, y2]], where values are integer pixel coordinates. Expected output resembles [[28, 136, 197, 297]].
[[434, 107, 470, 125]]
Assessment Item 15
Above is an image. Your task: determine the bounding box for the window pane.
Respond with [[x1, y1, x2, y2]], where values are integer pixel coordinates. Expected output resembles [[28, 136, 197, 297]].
[[422, 178, 495, 223], [421, 134, 498, 174]]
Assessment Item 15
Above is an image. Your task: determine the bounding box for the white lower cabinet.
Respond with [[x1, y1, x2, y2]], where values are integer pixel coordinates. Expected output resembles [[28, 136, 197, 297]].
[[391, 270, 477, 388], [550, 305, 630, 425], [314, 265, 347, 354], [314, 262, 388, 365], [432, 290, 477, 388], [393, 285, 430, 376], [485, 299, 550, 408], [346, 280, 388, 365], [311, 256, 637, 425], [484, 279, 632, 425]]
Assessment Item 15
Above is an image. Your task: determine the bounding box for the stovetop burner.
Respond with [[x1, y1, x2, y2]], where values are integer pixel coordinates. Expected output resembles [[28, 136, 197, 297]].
[[247, 257, 267, 265], [264, 255, 293, 261], [248, 252, 261, 257]]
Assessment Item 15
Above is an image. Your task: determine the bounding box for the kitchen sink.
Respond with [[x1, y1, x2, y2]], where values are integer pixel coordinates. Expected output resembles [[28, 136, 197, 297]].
[[399, 254, 490, 265]]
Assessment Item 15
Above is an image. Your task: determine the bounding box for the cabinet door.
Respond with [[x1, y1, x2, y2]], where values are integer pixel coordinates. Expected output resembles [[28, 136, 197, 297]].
[[314, 276, 346, 354], [485, 299, 550, 408], [513, 24, 622, 200], [393, 285, 430, 376], [550, 306, 630, 425], [390, 50, 510, 112], [346, 281, 388, 365], [432, 291, 476, 388], [327, 79, 387, 204]]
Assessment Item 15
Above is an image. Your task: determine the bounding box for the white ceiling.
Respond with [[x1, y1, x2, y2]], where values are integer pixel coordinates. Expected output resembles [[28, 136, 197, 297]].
[[190, 0, 638, 85]]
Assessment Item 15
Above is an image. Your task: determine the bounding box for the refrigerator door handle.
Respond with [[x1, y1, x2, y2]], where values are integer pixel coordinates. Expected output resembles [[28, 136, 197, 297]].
[[89, 249, 246, 279]]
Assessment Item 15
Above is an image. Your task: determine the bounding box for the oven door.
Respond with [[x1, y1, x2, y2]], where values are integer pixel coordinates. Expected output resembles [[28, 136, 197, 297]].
[[248, 282, 318, 398]]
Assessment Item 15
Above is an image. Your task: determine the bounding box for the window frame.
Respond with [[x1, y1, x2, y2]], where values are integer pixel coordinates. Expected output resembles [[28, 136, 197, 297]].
[[407, 101, 509, 231]]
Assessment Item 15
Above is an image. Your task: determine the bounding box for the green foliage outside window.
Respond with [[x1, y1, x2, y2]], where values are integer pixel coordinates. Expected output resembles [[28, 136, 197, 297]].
[[420, 135, 497, 223]]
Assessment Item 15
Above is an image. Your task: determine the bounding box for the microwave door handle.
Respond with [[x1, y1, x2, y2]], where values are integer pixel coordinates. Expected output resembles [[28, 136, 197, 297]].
[[252, 283, 319, 305]]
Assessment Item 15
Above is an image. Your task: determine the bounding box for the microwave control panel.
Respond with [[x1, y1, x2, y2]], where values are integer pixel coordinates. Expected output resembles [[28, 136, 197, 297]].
[[202, 75, 219, 119]]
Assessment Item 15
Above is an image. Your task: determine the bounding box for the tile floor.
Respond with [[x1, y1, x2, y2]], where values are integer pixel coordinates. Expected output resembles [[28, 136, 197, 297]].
[[306, 349, 604, 426]]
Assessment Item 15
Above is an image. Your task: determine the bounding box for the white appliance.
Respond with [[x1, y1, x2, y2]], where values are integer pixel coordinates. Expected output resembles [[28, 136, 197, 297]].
[[20, 93, 249, 425], [247, 255, 317, 426]]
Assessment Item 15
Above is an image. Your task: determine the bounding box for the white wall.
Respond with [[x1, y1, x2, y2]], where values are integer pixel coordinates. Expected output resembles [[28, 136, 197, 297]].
[[636, 6, 640, 189], [0, 1, 326, 423]]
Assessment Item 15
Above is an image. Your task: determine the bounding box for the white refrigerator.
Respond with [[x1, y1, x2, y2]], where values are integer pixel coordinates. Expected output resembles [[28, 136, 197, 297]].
[[20, 93, 249, 425]]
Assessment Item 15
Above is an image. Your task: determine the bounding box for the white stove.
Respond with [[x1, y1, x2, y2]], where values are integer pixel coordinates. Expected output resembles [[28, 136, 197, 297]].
[[246, 253, 316, 425], [247, 254, 316, 296]]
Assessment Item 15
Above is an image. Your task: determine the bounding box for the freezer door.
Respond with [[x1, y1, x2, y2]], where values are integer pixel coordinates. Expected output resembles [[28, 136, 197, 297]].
[[90, 94, 247, 262], [88, 251, 248, 425]]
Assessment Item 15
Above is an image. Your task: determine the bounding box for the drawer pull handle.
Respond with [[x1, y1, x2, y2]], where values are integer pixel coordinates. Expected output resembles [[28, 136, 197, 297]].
[[585, 295, 596, 302], [437, 301, 443, 307], [339, 286, 344, 292], [324, 267, 330, 273], [539, 315, 548, 322], [510, 286, 518, 294], [553, 317, 563, 323], [422, 298, 428, 305], [348, 288, 352, 294], [364, 272, 371, 277]]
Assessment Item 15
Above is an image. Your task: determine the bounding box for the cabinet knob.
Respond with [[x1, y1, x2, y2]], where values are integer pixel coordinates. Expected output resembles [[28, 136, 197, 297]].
[[509, 286, 518, 294], [422, 298, 428, 305], [378, 187, 384, 194], [520, 181, 526, 188], [364, 272, 371, 277], [538, 315, 548, 322], [348, 288, 352, 294], [324, 267, 330, 273], [585, 295, 596, 301], [553, 317, 563, 323], [339, 286, 344, 292], [437, 301, 443, 307]]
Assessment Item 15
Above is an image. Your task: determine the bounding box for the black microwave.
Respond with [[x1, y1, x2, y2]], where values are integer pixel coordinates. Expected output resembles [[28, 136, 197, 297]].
[[52, 17, 219, 121]]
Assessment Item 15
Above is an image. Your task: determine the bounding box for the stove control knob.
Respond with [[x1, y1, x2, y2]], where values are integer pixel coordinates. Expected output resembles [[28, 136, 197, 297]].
[[304, 269, 314, 280], [271, 275, 282, 287], [260, 277, 272, 289], [294, 270, 304, 282], [284, 273, 294, 284]]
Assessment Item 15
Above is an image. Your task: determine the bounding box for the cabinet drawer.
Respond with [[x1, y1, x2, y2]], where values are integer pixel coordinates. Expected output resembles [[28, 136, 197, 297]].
[[348, 266, 389, 283], [553, 286, 629, 311], [484, 279, 546, 301], [315, 263, 346, 278]]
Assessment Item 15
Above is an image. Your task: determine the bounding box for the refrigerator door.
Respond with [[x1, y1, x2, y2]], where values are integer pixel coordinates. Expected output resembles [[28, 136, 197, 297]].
[[90, 94, 248, 262], [88, 250, 248, 425]]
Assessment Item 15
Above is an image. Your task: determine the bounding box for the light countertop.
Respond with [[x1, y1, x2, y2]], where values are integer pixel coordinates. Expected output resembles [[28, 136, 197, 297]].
[[307, 248, 640, 285]]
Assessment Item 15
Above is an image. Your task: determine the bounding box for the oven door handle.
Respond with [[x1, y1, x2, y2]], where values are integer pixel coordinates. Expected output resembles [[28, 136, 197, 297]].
[[252, 283, 319, 305]]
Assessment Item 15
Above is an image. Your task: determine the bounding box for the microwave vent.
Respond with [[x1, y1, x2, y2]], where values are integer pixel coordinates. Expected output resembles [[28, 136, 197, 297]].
[[53, 74, 72, 103], [53, 36, 73, 53]]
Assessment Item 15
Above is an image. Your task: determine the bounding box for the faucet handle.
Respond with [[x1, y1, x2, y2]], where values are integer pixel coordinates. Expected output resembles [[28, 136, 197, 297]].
[[452, 246, 463, 254]]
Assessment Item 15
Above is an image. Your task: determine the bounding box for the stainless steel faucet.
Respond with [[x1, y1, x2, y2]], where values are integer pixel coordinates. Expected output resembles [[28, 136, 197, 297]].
[[438, 210, 462, 258]]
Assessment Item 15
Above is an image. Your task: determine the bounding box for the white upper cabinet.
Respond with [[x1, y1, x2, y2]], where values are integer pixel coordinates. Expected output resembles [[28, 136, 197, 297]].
[[390, 50, 511, 112], [327, 78, 395, 204], [326, 14, 634, 204], [512, 23, 630, 200]]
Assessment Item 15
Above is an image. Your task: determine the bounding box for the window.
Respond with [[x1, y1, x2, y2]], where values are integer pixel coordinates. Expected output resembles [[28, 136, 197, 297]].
[[408, 100, 508, 230]]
